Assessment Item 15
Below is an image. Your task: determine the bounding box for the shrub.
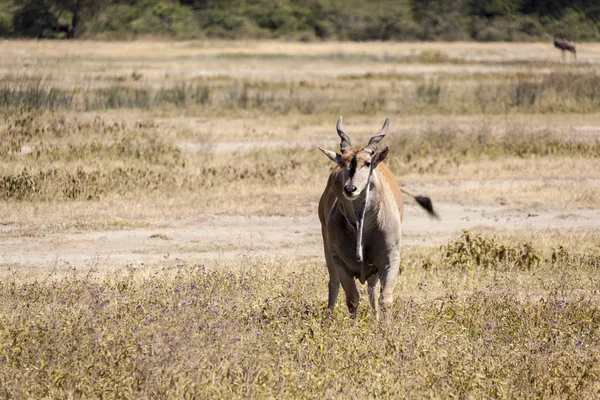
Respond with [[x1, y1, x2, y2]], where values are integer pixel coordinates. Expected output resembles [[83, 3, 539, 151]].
[[438, 231, 541, 271], [415, 80, 441, 105]]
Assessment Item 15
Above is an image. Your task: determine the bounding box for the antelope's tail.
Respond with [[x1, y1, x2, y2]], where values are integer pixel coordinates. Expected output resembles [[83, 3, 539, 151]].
[[401, 189, 440, 220]]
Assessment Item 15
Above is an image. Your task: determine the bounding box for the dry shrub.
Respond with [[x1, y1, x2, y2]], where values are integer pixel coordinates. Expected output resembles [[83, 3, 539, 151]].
[[30, 138, 184, 166], [550, 245, 600, 270], [84, 87, 152, 110], [428, 231, 541, 271], [0, 113, 181, 165], [415, 80, 441, 105], [0, 169, 41, 200], [0, 158, 309, 201], [0, 167, 178, 201], [84, 84, 211, 111], [423, 231, 600, 272], [2, 72, 600, 116]]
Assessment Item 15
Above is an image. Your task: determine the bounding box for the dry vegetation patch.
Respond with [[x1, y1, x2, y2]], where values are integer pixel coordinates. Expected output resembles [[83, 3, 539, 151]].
[[1, 235, 600, 398]]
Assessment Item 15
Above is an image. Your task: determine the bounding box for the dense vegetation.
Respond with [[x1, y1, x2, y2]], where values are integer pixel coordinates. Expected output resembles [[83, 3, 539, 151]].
[[1, 0, 600, 41]]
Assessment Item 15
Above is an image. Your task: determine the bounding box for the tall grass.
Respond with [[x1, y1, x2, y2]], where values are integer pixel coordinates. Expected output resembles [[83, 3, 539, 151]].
[[0, 79, 74, 110], [84, 84, 212, 111], [386, 124, 600, 163], [415, 80, 441, 105], [510, 73, 600, 111], [2, 72, 600, 115]]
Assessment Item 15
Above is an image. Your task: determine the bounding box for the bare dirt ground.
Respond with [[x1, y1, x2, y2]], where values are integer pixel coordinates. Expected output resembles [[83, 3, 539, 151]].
[[3, 201, 598, 268]]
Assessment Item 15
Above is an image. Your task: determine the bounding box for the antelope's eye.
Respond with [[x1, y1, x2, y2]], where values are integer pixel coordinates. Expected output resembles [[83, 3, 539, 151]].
[[365, 161, 371, 167]]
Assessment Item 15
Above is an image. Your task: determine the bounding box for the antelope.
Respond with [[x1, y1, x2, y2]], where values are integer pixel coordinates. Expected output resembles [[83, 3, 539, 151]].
[[554, 37, 576, 61], [318, 117, 437, 318]]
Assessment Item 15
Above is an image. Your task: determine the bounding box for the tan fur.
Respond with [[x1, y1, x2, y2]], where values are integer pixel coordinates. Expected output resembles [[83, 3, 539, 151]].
[[375, 163, 404, 222], [318, 165, 341, 226], [318, 116, 404, 317], [318, 159, 404, 316]]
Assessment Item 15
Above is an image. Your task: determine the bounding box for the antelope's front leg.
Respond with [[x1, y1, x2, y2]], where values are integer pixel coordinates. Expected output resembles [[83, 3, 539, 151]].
[[327, 269, 340, 311], [379, 252, 401, 310], [336, 264, 360, 317], [367, 273, 381, 318], [323, 244, 341, 310]]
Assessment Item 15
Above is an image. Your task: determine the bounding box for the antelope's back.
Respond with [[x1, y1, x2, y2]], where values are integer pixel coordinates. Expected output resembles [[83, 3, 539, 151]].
[[375, 162, 404, 222]]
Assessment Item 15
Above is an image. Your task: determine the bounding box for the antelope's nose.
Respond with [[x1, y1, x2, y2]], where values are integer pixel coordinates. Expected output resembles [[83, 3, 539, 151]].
[[344, 185, 357, 196]]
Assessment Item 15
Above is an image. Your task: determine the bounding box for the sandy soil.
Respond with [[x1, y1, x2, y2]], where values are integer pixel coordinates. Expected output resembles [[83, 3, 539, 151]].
[[2, 202, 598, 269], [3, 40, 600, 87]]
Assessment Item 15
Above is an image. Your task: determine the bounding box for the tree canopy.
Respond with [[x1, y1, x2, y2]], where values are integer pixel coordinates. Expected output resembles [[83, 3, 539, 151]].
[[1, 0, 599, 41]]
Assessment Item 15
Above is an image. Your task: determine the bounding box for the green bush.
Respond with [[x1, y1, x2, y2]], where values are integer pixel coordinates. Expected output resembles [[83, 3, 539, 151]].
[[471, 16, 545, 42], [0, 1, 15, 36], [542, 8, 600, 41], [3, 0, 600, 41]]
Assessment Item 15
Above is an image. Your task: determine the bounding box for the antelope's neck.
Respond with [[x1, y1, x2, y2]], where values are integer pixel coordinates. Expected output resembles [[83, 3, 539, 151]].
[[339, 172, 382, 229]]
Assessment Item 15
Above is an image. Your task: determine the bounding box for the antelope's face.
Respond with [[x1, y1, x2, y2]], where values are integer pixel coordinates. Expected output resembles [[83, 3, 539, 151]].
[[318, 116, 390, 202], [338, 149, 385, 200]]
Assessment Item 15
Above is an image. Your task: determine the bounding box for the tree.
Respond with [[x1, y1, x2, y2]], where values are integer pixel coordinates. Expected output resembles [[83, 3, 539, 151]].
[[13, 0, 105, 38], [470, 0, 523, 18]]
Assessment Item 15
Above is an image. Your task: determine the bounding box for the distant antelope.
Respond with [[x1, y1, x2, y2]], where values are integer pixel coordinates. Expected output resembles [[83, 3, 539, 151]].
[[554, 37, 576, 61], [318, 117, 437, 318]]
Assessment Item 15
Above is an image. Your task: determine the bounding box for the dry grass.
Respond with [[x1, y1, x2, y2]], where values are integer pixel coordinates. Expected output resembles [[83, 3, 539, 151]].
[[1, 40, 600, 398], [4, 72, 600, 115], [1, 236, 600, 398], [1, 115, 599, 237]]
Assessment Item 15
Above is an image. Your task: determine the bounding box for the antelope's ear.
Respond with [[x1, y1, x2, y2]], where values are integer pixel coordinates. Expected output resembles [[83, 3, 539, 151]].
[[372, 146, 389, 166], [318, 146, 341, 164]]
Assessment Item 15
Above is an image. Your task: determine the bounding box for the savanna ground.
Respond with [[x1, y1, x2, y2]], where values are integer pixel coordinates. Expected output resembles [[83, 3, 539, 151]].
[[0, 40, 600, 398]]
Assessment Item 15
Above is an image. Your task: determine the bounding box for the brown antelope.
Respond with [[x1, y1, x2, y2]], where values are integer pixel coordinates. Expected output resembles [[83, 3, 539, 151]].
[[554, 37, 576, 61], [318, 117, 437, 318]]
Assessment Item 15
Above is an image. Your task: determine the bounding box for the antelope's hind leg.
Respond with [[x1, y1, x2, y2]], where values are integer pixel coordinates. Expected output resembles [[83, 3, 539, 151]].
[[322, 230, 341, 310], [379, 251, 401, 311], [326, 257, 341, 310]]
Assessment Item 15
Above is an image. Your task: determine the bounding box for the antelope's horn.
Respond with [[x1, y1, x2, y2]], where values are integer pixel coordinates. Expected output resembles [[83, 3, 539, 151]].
[[337, 116, 352, 153], [364, 117, 390, 153]]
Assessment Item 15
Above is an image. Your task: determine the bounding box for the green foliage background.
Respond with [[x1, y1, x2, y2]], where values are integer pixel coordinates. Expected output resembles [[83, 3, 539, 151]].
[[1, 0, 599, 41]]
